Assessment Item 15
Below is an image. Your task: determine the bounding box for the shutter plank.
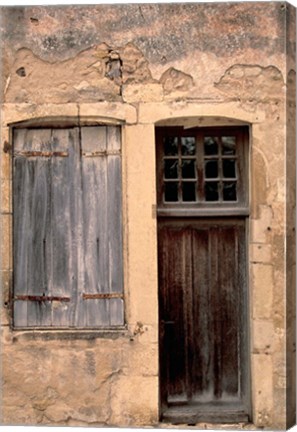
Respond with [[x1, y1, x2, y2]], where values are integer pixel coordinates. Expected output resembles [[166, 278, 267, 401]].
[[110, 298, 124, 326], [27, 300, 52, 327], [107, 127, 124, 325], [66, 127, 84, 327], [13, 129, 52, 327], [50, 129, 73, 327], [13, 300, 27, 327], [81, 126, 110, 326], [14, 128, 28, 151], [27, 157, 51, 296], [13, 147, 30, 325], [13, 158, 29, 295], [26, 130, 52, 327]]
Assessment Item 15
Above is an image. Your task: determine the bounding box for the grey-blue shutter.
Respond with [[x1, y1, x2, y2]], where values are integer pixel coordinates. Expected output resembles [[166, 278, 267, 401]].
[[13, 126, 124, 328]]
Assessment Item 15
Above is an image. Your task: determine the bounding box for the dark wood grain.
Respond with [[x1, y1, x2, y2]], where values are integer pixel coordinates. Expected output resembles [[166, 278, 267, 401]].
[[158, 218, 249, 421]]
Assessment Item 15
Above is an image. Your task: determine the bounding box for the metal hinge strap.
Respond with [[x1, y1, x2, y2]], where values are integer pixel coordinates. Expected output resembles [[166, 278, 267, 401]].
[[14, 295, 70, 302], [82, 150, 121, 157], [82, 293, 123, 300], [14, 151, 68, 157]]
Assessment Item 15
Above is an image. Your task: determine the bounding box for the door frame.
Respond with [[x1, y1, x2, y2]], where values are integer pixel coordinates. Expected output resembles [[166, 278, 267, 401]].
[[155, 125, 251, 424]]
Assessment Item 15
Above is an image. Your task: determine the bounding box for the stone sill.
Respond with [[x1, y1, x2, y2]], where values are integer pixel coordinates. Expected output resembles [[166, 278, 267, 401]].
[[5, 325, 129, 342]]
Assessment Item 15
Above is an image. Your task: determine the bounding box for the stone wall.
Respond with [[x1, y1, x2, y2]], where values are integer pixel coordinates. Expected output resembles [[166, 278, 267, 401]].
[[0, 3, 295, 429]]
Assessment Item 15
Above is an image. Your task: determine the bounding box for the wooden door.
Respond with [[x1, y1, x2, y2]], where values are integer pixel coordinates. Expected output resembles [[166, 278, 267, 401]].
[[156, 127, 250, 423]]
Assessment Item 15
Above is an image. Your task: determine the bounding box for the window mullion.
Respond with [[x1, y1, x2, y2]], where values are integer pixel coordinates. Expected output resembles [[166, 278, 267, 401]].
[[197, 131, 204, 203], [218, 137, 223, 202], [178, 137, 182, 202]]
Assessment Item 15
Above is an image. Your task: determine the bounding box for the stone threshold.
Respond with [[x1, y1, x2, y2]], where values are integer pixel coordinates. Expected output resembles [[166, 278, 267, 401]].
[[155, 423, 262, 431]]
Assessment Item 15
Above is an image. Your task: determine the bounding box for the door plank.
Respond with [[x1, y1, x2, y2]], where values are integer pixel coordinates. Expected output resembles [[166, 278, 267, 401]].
[[218, 226, 240, 397], [159, 225, 190, 404], [191, 227, 212, 400]]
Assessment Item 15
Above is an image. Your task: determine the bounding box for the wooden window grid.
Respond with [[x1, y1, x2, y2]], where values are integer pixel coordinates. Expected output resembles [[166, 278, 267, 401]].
[[156, 126, 249, 217]]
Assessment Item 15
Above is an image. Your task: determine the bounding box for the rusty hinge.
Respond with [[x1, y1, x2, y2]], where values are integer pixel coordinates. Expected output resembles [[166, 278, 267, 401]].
[[3, 141, 12, 154], [14, 295, 70, 302], [82, 150, 121, 157], [14, 151, 68, 157], [82, 293, 123, 300]]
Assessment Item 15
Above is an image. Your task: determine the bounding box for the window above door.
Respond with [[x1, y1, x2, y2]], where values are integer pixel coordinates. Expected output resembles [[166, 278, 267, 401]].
[[156, 126, 249, 217]]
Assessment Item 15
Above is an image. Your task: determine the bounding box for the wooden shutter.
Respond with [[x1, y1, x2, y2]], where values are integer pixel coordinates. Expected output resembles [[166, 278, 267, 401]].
[[13, 126, 124, 328]]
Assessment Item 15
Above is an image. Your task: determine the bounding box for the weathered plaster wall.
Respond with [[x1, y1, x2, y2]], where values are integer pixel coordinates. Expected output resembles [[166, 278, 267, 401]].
[[0, 2, 295, 429]]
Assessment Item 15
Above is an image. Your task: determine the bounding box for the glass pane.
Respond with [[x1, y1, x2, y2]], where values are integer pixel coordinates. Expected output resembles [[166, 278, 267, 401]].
[[182, 159, 196, 179], [164, 137, 178, 156], [223, 159, 236, 178], [205, 160, 218, 178], [181, 137, 196, 155], [204, 137, 218, 155], [165, 182, 178, 202], [182, 182, 196, 201], [164, 159, 178, 179], [223, 182, 237, 201], [205, 181, 219, 201], [222, 136, 236, 155]]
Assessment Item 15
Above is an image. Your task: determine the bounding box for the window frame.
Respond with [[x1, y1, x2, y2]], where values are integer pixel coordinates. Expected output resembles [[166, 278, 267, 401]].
[[156, 126, 249, 217]]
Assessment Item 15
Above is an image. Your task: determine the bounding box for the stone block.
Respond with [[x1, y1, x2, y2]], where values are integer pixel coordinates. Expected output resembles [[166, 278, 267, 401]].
[[2, 338, 129, 425], [250, 206, 273, 244], [127, 323, 158, 344], [120, 42, 153, 84], [1, 270, 12, 326], [252, 319, 274, 353], [138, 101, 264, 125], [160, 67, 194, 94], [251, 264, 273, 319], [3, 103, 79, 125], [109, 375, 159, 426], [79, 102, 137, 124], [2, 405, 41, 425], [124, 124, 158, 325], [277, 177, 285, 202], [1, 270, 11, 303], [252, 354, 273, 427], [122, 340, 158, 377], [1, 179, 11, 213], [270, 387, 286, 429], [250, 243, 272, 263], [1, 214, 11, 270], [122, 83, 163, 103], [1, 153, 11, 180]]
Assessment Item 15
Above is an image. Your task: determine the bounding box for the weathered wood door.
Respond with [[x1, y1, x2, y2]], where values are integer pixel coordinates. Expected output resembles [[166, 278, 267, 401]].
[[156, 127, 250, 423]]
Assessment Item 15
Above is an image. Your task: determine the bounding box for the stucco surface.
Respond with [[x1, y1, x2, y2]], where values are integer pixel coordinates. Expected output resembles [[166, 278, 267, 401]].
[[0, 2, 295, 429]]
